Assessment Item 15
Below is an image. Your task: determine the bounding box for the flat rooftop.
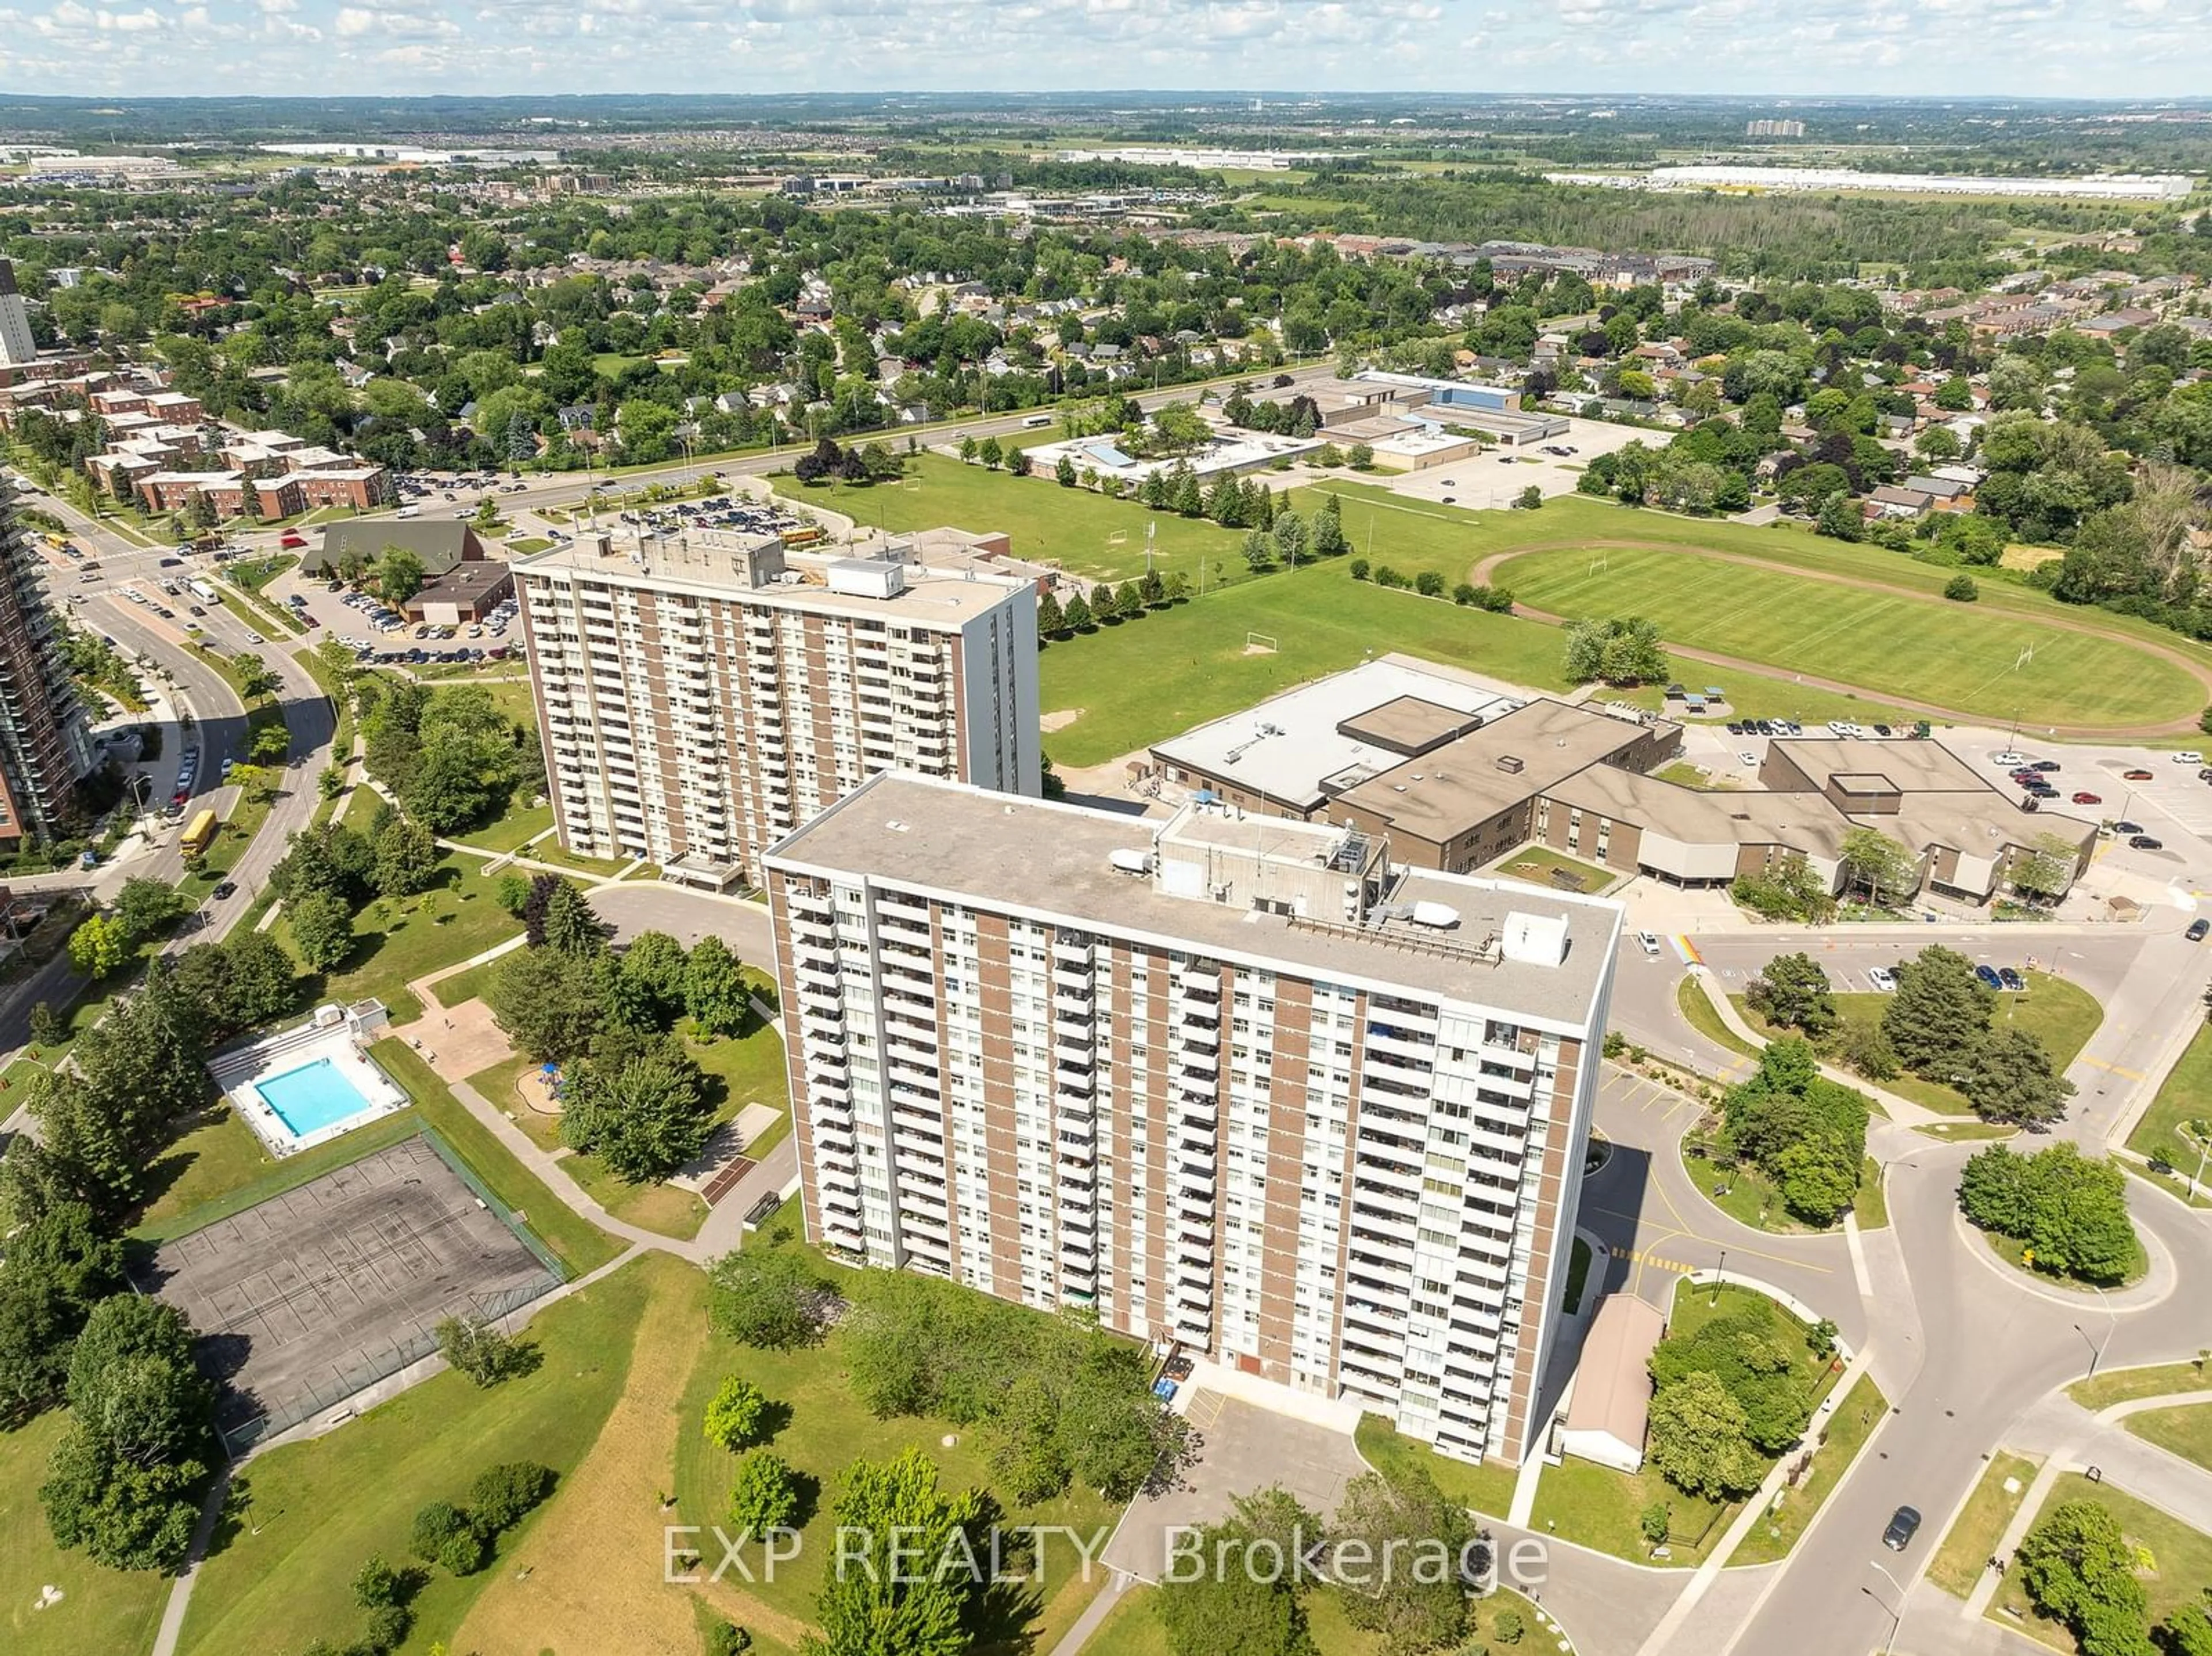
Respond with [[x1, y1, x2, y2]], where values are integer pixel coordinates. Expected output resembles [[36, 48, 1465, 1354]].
[[514, 536, 1028, 628], [1334, 699, 1663, 840], [1150, 658, 1517, 812], [1336, 694, 1490, 759], [1546, 764, 1853, 859], [1772, 737, 1987, 794], [768, 773, 1620, 1030]]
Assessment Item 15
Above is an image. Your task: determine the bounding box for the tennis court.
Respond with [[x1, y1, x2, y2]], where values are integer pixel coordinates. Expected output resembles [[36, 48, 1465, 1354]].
[[143, 1134, 560, 1447]]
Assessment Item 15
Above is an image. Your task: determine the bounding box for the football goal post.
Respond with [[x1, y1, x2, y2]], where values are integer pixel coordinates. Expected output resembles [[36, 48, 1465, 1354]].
[[1245, 632, 1279, 654]]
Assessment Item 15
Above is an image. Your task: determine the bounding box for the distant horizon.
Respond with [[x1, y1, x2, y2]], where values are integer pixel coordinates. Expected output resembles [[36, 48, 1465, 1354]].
[[0, 0, 2208, 105]]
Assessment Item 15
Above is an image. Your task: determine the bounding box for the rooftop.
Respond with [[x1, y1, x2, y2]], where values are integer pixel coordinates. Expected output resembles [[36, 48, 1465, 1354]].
[[768, 773, 1621, 1029], [1564, 1293, 1666, 1452], [1150, 657, 1518, 812]]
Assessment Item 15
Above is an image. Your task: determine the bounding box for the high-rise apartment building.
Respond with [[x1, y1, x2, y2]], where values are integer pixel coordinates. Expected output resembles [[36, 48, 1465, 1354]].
[[765, 774, 1621, 1466], [0, 480, 91, 845], [515, 533, 1039, 886], [0, 260, 36, 366]]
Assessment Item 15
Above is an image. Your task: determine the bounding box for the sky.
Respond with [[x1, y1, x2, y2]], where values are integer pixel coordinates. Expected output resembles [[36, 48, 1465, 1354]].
[[2, 0, 2212, 102]]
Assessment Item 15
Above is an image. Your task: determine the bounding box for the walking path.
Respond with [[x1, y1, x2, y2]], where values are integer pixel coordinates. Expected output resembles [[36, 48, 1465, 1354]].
[[1690, 967, 1946, 1128], [1468, 537, 2212, 740]]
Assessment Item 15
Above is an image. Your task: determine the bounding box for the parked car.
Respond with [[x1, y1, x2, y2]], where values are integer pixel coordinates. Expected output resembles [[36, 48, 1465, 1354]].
[[2125, 768, 2156, 780], [1974, 964, 2004, 991], [1998, 967, 2025, 991], [2071, 791, 2102, 805], [1637, 932, 1662, 958], [2113, 819, 2145, 835], [2131, 834, 2165, 850], [2189, 919, 2210, 943], [1867, 965, 1897, 992], [1991, 751, 2026, 766], [2031, 760, 2061, 773], [1883, 1506, 1923, 1552], [2176, 751, 2204, 765]]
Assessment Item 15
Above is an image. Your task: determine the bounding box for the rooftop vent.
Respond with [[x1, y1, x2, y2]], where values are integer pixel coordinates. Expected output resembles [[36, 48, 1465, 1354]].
[[1411, 901, 1461, 930], [1501, 910, 1569, 968], [1497, 755, 1525, 774], [1109, 848, 1154, 875]]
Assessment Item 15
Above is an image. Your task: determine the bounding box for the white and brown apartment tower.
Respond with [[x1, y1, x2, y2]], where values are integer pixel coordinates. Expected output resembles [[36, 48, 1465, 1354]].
[[765, 774, 1620, 1468], [514, 533, 1039, 886]]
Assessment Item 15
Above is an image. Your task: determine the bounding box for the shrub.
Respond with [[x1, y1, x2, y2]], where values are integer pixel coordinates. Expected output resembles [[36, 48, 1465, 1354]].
[[1453, 582, 1479, 605], [1348, 558, 1370, 582], [729, 1450, 804, 1536], [1414, 570, 1446, 598], [1944, 574, 1979, 602], [410, 1500, 469, 1565], [468, 1461, 555, 1533], [437, 1525, 490, 1577], [706, 1623, 755, 1656], [437, 1316, 533, 1388], [1373, 564, 1406, 588]]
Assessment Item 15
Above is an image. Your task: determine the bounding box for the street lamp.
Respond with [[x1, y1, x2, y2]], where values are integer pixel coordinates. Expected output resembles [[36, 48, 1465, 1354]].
[[2074, 1284, 2119, 1381], [1865, 1561, 1906, 1655], [1711, 1248, 1727, 1305]]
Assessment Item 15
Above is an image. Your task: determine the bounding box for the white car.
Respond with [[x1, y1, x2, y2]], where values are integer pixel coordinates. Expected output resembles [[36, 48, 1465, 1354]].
[[2175, 751, 2204, 765], [1738, 750, 1758, 766], [1867, 966, 1898, 992], [1991, 751, 2025, 766], [1637, 932, 1663, 958]]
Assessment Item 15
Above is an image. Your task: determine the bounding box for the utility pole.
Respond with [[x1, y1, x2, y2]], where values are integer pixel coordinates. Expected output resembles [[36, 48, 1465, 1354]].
[[1866, 1562, 1906, 1656]]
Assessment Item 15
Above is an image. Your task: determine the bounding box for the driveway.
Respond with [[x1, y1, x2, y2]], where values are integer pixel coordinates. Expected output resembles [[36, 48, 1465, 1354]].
[[586, 885, 772, 961]]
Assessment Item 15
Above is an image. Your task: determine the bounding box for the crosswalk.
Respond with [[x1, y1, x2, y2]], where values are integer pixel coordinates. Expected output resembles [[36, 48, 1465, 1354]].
[[1616, 1246, 1697, 1277]]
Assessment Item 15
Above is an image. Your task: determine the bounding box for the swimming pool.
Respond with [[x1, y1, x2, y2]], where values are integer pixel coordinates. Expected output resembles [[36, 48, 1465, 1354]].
[[257, 1057, 380, 1138]]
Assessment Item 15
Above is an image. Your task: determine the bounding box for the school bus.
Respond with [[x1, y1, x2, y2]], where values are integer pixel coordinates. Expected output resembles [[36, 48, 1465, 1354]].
[[180, 808, 219, 859]]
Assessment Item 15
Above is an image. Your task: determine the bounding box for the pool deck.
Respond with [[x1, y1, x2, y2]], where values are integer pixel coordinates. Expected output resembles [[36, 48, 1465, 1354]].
[[211, 1021, 411, 1159]]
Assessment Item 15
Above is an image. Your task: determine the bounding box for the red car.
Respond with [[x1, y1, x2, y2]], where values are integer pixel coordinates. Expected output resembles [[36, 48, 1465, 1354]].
[[2072, 791, 2102, 805], [2125, 768, 2156, 780]]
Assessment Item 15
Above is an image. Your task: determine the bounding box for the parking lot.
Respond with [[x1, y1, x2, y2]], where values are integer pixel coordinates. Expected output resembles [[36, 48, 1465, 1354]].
[[1376, 415, 1650, 507]]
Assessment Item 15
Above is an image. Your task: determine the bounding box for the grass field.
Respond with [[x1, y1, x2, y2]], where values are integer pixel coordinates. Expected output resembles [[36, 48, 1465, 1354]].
[[1929, 1452, 2041, 1598], [0, 1409, 171, 1656], [2124, 1403, 2212, 1472], [1988, 1472, 2212, 1644], [1087, 1578, 1561, 1656], [1488, 540, 2198, 729], [771, 454, 1248, 585], [2069, 1361, 2211, 1411], [1679, 1138, 1888, 1234], [669, 1236, 1119, 1648], [1353, 1414, 1517, 1518], [2128, 1026, 2212, 1208], [277, 850, 524, 1026], [1732, 1371, 1888, 1566], [1736, 973, 2101, 1117], [176, 1255, 673, 1656], [1484, 844, 1616, 894], [1675, 975, 1760, 1062]]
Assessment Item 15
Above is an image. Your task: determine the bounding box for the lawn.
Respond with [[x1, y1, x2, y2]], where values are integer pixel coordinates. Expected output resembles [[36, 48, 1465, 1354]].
[[1675, 975, 1760, 1062], [372, 1040, 623, 1278], [1732, 1372, 1888, 1565], [1488, 539, 2196, 729], [1988, 1472, 2212, 1646], [175, 1255, 675, 1656], [453, 799, 552, 856], [2128, 1025, 2212, 1208], [0, 1408, 171, 1656], [771, 453, 1248, 585], [1678, 1136, 1888, 1234], [1088, 1579, 1560, 1656], [1037, 564, 1578, 768], [2124, 1403, 2212, 1472], [278, 850, 524, 1026], [1484, 843, 1616, 895], [1929, 1452, 2042, 1598], [2070, 1361, 2212, 1411], [1736, 973, 2101, 1117], [1916, 1120, 2019, 1143], [430, 950, 509, 1010], [669, 1276, 1120, 1646], [134, 1107, 429, 1241], [1353, 1413, 1518, 1518]]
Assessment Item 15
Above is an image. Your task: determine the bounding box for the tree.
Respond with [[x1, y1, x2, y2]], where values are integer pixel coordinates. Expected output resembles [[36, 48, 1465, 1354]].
[[1836, 1018, 1900, 1082], [1241, 528, 1274, 573], [1838, 827, 1919, 908], [1959, 1144, 2140, 1284], [1061, 591, 1094, 631], [1744, 952, 1836, 1037], [807, 1449, 986, 1656], [1328, 1466, 1473, 1652], [372, 814, 438, 898], [67, 914, 130, 980], [1516, 484, 1544, 510], [729, 1451, 802, 1537], [1944, 574, 1979, 602], [233, 652, 282, 703], [2015, 1500, 2148, 1642], [469, 1460, 555, 1532], [1645, 1371, 1763, 1500], [1883, 945, 1993, 1078], [708, 1240, 834, 1351], [1963, 1025, 2075, 1127], [436, 1314, 533, 1388], [1054, 453, 1077, 488], [288, 889, 356, 972], [1036, 589, 1064, 639], [1562, 616, 1668, 685], [976, 435, 1002, 470], [684, 934, 750, 1036], [114, 878, 187, 946], [2011, 835, 2081, 906], [1815, 491, 1864, 542], [1157, 1489, 1321, 1656], [540, 878, 602, 954], [27, 1000, 65, 1050], [704, 1375, 775, 1452], [376, 546, 425, 608], [2164, 1602, 2212, 1656], [618, 930, 691, 1030], [559, 1033, 713, 1183], [486, 943, 605, 1062]]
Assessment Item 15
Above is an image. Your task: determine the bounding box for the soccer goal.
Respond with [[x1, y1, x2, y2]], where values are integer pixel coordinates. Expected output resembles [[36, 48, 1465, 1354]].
[[1245, 632, 1279, 655], [1107, 529, 1128, 547], [902, 476, 922, 492], [1588, 555, 1609, 577]]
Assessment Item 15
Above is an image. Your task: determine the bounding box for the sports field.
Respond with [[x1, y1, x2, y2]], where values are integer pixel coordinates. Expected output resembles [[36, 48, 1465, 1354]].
[[1491, 542, 2202, 729], [770, 453, 1246, 583]]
